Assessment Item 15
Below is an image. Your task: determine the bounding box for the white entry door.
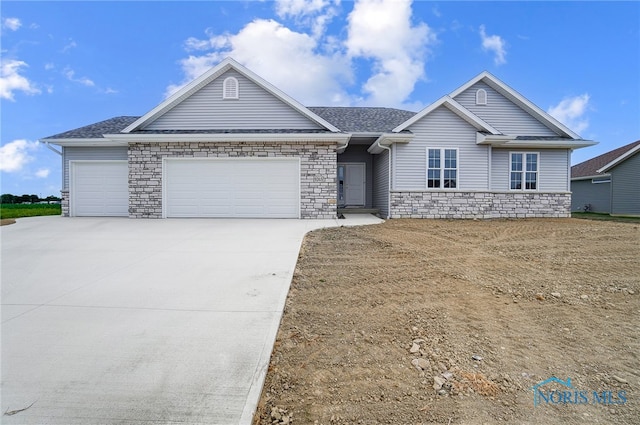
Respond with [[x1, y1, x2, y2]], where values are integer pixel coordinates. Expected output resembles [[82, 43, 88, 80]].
[[338, 163, 365, 206]]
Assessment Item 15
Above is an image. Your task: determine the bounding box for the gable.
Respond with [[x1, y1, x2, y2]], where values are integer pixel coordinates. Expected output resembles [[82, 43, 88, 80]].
[[144, 70, 323, 131], [453, 81, 558, 136]]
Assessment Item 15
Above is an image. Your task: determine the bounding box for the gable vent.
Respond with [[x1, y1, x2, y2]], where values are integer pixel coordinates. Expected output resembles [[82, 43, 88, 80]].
[[223, 77, 239, 99], [476, 88, 487, 105]]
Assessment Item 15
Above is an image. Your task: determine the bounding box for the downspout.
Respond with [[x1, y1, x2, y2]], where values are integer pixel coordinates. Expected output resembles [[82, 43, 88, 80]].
[[335, 136, 350, 216], [43, 141, 64, 200], [374, 140, 392, 219]]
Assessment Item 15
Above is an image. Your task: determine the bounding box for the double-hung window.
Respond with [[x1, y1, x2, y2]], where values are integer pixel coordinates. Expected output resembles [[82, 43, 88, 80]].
[[427, 148, 457, 188], [510, 152, 538, 190]]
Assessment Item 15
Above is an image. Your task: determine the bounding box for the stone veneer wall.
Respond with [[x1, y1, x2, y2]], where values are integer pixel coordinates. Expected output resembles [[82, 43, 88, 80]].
[[390, 191, 571, 219], [128, 141, 337, 219], [61, 190, 69, 217]]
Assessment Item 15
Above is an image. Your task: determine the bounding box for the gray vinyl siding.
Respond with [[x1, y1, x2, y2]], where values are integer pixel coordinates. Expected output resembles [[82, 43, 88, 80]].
[[338, 145, 373, 208], [571, 179, 611, 213], [393, 106, 489, 190], [63, 146, 128, 190], [145, 70, 323, 130], [454, 82, 558, 136], [373, 149, 390, 218], [610, 152, 640, 215], [491, 149, 570, 192]]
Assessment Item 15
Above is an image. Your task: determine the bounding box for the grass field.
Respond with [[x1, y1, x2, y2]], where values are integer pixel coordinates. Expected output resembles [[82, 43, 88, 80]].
[[572, 211, 640, 223], [0, 204, 62, 219]]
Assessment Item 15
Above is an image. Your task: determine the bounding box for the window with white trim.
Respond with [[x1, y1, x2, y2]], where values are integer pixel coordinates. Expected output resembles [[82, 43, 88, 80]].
[[427, 148, 457, 188], [510, 152, 538, 190], [223, 77, 239, 99], [476, 88, 487, 105]]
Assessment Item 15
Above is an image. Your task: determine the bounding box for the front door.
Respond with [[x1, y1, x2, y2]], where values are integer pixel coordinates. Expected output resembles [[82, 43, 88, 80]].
[[337, 163, 365, 207]]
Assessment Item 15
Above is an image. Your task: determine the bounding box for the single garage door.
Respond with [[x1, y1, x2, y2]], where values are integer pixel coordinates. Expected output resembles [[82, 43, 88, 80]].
[[70, 161, 129, 217], [164, 158, 300, 218]]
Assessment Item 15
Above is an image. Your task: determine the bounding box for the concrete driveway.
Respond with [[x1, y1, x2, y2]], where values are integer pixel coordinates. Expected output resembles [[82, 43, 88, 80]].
[[1, 215, 381, 424]]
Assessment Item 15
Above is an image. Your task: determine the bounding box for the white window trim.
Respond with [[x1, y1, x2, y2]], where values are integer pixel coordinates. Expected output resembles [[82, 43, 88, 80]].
[[222, 76, 239, 99], [509, 151, 540, 191], [426, 148, 459, 190], [476, 88, 487, 105]]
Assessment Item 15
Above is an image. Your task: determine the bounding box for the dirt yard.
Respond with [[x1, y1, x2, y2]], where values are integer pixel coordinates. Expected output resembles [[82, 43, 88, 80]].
[[253, 218, 639, 425]]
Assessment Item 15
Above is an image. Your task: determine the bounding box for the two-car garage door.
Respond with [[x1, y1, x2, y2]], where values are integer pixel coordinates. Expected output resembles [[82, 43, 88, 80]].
[[71, 158, 300, 218], [164, 158, 300, 218]]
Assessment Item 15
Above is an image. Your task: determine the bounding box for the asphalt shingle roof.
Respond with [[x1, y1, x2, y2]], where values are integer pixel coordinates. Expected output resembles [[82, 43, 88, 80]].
[[309, 107, 416, 133], [571, 140, 640, 178], [42, 107, 418, 140], [42, 116, 140, 139]]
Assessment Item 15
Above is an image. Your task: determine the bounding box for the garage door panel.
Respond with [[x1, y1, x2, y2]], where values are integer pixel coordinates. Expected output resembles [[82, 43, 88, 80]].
[[71, 162, 128, 217], [165, 159, 299, 218]]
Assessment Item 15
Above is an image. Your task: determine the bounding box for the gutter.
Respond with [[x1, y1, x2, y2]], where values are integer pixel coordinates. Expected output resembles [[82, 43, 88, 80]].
[[42, 141, 62, 155]]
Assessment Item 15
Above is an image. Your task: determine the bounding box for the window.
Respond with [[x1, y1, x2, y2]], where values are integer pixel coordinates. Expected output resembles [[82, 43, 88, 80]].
[[223, 77, 239, 99], [510, 152, 538, 190], [476, 88, 487, 105], [427, 148, 457, 188]]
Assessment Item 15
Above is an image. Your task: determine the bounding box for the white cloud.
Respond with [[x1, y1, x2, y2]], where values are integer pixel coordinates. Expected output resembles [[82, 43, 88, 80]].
[[275, 0, 338, 37], [3, 17, 22, 31], [479, 24, 507, 65], [35, 168, 50, 178], [167, 18, 352, 105], [168, 0, 433, 108], [276, 0, 330, 17], [0, 59, 41, 101], [44, 63, 55, 70], [547, 94, 590, 134], [346, 0, 436, 107], [0, 140, 39, 173], [63, 67, 95, 87], [61, 39, 77, 53]]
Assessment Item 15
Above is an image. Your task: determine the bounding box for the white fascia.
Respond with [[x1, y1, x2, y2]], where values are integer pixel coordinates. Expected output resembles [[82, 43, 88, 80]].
[[40, 138, 128, 147], [105, 132, 350, 144], [477, 133, 597, 149]]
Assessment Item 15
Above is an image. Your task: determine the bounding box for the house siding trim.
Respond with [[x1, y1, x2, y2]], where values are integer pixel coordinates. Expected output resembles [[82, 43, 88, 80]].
[[390, 191, 570, 219], [128, 141, 337, 219]]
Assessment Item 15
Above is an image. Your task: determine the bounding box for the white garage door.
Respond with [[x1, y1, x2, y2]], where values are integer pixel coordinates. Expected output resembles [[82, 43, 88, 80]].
[[164, 158, 300, 218], [71, 161, 129, 217]]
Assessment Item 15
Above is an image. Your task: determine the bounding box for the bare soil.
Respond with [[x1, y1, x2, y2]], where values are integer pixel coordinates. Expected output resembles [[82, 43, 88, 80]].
[[253, 218, 639, 425]]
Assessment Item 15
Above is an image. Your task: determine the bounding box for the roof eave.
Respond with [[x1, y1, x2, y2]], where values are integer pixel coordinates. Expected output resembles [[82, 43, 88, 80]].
[[105, 132, 350, 143], [570, 174, 610, 181], [477, 134, 597, 149], [40, 138, 127, 147], [368, 133, 413, 154]]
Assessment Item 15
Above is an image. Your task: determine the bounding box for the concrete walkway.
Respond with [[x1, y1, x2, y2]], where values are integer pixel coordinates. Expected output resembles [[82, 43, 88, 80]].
[[1, 215, 382, 424]]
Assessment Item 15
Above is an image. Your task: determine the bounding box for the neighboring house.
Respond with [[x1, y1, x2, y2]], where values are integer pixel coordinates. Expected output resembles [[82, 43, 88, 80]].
[[42, 58, 595, 219], [571, 140, 640, 216]]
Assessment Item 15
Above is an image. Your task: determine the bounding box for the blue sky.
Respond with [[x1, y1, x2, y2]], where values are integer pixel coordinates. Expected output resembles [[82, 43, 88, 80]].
[[1, 1, 639, 197]]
